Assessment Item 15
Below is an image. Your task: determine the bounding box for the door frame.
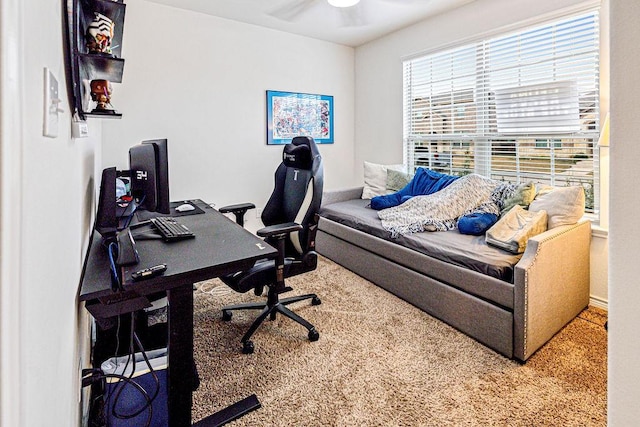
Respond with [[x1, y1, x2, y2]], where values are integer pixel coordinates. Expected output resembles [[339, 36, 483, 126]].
[[0, 0, 24, 425]]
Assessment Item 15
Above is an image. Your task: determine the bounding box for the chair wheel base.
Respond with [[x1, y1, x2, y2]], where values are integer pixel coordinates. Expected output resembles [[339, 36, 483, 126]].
[[242, 340, 254, 354], [311, 296, 321, 306], [222, 310, 232, 321], [308, 328, 319, 342]]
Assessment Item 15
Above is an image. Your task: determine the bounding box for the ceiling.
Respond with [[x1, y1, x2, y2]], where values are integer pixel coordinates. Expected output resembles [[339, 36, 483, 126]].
[[145, 0, 477, 47]]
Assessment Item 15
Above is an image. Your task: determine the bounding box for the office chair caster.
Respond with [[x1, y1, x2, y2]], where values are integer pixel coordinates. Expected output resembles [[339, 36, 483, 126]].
[[308, 328, 319, 342], [242, 340, 254, 354], [311, 296, 321, 305], [222, 310, 232, 321]]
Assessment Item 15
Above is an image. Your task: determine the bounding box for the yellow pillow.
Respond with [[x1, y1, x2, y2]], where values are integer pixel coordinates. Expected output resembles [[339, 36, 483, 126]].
[[486, 205, 548, 254]]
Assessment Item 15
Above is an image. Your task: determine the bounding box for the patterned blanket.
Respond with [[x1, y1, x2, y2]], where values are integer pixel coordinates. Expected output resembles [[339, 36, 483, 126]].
[[377, 174, 500, 237]]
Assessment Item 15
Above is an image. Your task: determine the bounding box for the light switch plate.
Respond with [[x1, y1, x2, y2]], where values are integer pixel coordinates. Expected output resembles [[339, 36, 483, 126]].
[[43, 67, 61, 138], [72, 120, 89, 138]]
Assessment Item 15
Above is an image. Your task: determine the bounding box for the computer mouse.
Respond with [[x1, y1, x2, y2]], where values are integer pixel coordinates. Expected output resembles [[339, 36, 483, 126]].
[[176, 203, 195, 212]]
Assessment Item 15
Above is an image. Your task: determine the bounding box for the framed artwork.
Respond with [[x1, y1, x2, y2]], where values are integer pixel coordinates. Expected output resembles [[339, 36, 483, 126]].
[[266, 90, 334, 145]]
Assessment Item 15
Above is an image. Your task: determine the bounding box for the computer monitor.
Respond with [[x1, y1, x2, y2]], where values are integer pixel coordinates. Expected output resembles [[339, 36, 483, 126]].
[[143, 139, 170, 214], [95, 166, 136, 239], [129, 139, 170, 215]]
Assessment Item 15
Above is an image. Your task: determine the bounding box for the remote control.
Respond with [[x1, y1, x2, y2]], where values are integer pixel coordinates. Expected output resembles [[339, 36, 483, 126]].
[[132, 264, 167, 281]]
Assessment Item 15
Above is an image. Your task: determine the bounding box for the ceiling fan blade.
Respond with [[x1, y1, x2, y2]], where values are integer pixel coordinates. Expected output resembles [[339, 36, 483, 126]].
[[270, 0, 319, 22], [337, 3, 368, 27]]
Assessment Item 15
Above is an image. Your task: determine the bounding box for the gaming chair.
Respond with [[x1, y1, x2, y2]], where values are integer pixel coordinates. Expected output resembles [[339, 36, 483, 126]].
[[218, 136, 324, 354]]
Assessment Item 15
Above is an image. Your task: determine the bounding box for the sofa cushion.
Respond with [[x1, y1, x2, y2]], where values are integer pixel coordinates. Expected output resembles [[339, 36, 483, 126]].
[[528, 185, 585, 229], [486, 205, 548, 254], [320, 198, 522, 282]]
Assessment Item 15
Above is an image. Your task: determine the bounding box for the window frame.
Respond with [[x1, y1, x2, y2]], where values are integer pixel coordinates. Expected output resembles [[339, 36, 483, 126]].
[[403, 9, 601, 216]]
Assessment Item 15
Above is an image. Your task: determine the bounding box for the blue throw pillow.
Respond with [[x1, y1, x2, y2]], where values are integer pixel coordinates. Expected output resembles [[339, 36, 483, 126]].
[[457, 212, 499, 235], [370, 168, 458, 210]]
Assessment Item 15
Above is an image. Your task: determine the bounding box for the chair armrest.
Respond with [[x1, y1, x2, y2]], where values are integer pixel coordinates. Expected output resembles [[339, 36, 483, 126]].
[[219, 203, 256, 227], [257, 222, 302, 239], [219, 202, 256, 214]]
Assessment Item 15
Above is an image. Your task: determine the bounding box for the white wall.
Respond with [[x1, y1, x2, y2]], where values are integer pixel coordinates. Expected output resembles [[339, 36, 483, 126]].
[[102, 0, 356, 233], [354, 0, 609, 306], [609, 0, 640, 423], [0, 0, 100, 425]]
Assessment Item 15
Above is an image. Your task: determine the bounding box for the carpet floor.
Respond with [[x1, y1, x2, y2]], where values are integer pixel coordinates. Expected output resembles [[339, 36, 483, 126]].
[[192, 256, 607, 426]]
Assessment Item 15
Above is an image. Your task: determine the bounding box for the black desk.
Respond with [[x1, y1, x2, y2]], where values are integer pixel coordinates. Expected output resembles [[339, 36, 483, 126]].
[[79, 200, 277, 426]]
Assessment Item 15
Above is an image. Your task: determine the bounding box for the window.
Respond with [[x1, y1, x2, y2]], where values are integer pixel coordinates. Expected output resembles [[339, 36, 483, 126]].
[[403, 11, 600, 214]]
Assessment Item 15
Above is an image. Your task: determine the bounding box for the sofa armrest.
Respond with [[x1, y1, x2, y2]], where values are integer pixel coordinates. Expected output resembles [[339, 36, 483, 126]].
[[512, 219, 591, 361], [321, 187, 363, 208]]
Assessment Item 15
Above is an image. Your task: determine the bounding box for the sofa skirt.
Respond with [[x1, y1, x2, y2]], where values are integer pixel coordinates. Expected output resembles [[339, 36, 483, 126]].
[[317, 230, 514, 359]]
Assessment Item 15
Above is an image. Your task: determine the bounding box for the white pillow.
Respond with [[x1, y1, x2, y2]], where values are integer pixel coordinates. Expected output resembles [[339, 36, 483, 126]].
[[361, 161, 404, 199], [528, 185, 585, 229]]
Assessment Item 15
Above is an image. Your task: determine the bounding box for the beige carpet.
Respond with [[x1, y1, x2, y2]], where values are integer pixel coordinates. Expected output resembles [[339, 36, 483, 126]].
[[192, 256, 607, 426]]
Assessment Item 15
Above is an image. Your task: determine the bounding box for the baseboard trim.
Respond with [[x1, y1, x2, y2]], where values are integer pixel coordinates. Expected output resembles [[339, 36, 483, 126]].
[[590, 296, 608, 311]]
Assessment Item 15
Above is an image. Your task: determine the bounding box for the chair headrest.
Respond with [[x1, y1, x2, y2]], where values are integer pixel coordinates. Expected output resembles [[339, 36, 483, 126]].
[[282, 136, 316, 169]]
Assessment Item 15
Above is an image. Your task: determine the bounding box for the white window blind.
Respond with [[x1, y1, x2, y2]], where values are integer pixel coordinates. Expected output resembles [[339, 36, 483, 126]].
[[403, 11, 600, 214]]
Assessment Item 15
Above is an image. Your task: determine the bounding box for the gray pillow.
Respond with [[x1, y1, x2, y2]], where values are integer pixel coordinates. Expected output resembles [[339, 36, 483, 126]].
[[500, 182, 537, 216], [386, 169, 413, 192]]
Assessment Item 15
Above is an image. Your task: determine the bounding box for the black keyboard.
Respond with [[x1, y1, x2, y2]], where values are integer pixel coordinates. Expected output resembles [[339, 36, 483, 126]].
[[150, 217, 195, 242]]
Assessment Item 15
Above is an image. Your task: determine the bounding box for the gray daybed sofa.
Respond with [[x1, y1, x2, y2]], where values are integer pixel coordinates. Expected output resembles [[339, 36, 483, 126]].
[[316, 186, 591, 362]]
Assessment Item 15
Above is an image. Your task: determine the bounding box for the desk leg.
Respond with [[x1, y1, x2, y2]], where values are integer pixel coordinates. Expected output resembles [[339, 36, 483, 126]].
[[167, 285, 194, 427]]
